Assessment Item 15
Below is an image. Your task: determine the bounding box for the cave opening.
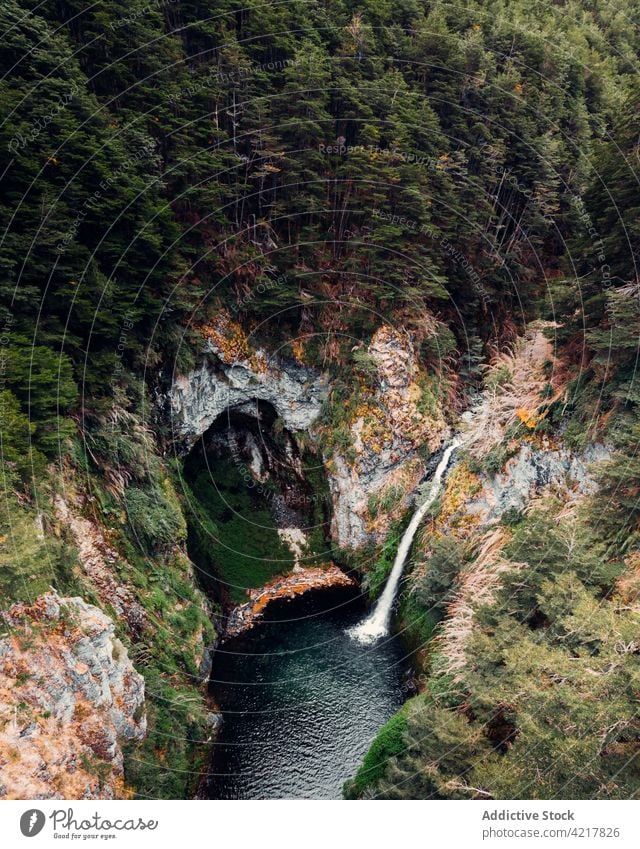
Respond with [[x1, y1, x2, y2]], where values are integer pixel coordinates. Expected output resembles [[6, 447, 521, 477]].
[[181, 399, 333, 608]]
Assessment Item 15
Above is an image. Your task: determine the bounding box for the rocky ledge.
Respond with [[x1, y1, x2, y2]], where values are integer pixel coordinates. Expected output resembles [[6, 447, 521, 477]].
[[0, 593, 145, 800], [224, 564, 356, 639]]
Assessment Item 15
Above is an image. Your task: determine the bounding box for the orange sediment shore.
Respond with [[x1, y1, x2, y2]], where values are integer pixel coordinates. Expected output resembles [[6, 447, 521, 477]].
[[224, 564, 356, 639]]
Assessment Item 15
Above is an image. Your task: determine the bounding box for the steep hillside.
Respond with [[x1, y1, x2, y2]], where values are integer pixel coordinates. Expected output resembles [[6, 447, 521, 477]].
[[1, 0, 640, 800], [346, 322, 640, 799]]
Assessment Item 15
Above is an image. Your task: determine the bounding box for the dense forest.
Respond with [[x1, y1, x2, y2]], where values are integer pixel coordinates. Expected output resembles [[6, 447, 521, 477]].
[[1, 0, 639, 800]]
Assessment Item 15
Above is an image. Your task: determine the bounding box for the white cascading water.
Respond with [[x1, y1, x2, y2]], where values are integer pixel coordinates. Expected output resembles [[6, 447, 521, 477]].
[[348, 439, 459, 645]]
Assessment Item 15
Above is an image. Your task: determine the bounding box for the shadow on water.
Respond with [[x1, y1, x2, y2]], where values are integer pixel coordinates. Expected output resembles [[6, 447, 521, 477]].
[[203, 587, 411, 799]]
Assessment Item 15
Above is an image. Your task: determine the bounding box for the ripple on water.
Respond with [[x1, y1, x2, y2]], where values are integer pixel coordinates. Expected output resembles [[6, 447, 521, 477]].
[[204, 588, 410, 799]]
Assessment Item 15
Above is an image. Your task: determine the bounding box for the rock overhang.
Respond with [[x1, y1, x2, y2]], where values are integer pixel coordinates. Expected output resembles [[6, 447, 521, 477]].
[[167, 344, 329, 453]]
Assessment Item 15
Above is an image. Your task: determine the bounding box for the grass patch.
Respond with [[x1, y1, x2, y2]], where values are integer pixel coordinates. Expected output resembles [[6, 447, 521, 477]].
[[123, 664, 212, 799], [397, 591, 439, 651], [365, 514, 410, 599], [343, 708, 409, 798], [185, 458, 294, 605], [0, 495, 86, 605]]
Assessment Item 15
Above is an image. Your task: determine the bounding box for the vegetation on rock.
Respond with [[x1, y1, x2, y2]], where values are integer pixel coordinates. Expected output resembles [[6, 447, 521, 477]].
[[1, 0, 640, 801]]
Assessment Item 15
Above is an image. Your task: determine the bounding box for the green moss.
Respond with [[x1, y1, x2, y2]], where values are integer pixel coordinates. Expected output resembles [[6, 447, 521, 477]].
[[67, 437, 220, 800], [363, 514, 411, 599], [300, 448, 334, 562], [563, 418, 590, 451], [185, 458, 294, 605], [116, 538, 216, 798], [397, 591, 439, 651], [415, 373, 440, 418], [484, 363, 512, 392], [344, 708, 409, 798], [123, 665, 212, 799], [0, 497, 85, 605], [124, 480, 187, 556], [368, 484, 405, 516]]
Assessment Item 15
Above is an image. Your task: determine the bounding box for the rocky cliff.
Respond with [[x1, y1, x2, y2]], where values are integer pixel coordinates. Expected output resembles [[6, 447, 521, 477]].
[[326, 325, 449, 548], [3, 316, 601, 801], [0, 594, 145, 800], [168, 317, 449, 552], [168, 313, 329, 451], [403, 320, 613, 662], [0, 420, 217, 801], [224, 564, 356, 638]]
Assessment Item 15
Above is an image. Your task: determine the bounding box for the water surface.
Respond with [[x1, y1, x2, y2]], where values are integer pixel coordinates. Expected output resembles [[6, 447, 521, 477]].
[[204, 589, 409, 799]]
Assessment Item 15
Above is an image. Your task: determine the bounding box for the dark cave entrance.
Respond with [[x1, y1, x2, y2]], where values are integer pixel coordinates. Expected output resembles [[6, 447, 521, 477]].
[[181, 400, 332, 608]]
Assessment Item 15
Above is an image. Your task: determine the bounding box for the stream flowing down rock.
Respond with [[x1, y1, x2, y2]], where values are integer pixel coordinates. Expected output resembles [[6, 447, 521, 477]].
[[349, 440, 459, 644], [224, 565, 356, 639], [0, 593, 146, 800]]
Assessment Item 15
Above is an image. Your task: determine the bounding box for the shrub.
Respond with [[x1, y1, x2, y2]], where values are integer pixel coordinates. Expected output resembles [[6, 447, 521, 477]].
[[413, 537, 467, 616], [0, 504, 81, 604], [344, 709, 408, 798], [124, 481, 186, 556]]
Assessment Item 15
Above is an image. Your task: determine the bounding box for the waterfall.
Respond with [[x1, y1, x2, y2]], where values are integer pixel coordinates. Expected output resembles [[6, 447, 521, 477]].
[[348, 440, 459, 645]]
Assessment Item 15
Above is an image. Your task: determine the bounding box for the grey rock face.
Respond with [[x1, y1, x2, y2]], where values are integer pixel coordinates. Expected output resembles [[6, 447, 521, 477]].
[[327, 451, 429, 549], [466, 442, 611, 523], [326, 327, 448, 549], [205, 712, 223, 732], [0, 593, 146, 799], [167, 334, 447, 550], [327, 452, 370, 548], [167, 344, 329, 451]]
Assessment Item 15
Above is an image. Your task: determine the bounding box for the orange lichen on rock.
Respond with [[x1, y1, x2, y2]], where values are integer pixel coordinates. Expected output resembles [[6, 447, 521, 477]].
[[290, 338, 306, 364], [427, 460, 482, 541], [353, 401, 389, 454], [516, 407, 548, 429], [0, 593, 145, 800], [201, 309, 254, 365], [343, 326, 447, 466], [367, 325, 446, 453], [225, 564, 356, 638]]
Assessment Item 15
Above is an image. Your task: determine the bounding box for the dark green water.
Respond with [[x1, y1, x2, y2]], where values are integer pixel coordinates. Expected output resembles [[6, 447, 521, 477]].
[[204, 589, 410, 799]]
